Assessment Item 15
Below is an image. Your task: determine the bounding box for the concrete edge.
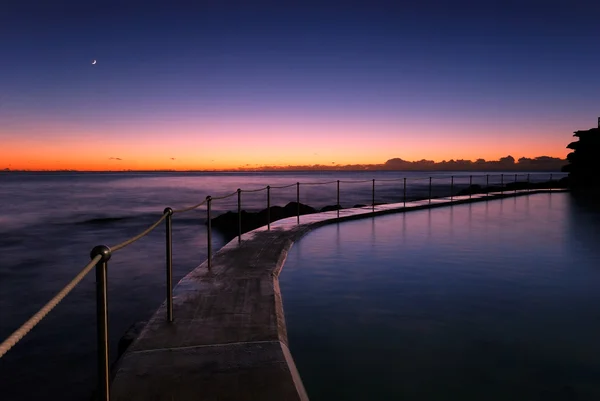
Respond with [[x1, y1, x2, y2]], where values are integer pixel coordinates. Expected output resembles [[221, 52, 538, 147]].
[[280, 341, 310, 401]]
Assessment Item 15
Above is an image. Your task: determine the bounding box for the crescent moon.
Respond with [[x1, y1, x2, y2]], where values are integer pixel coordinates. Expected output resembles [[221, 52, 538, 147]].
[[92, 60, 97, 65]]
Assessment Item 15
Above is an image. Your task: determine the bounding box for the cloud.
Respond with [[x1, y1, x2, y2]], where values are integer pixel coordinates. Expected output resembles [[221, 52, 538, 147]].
[[170, 158, 176, 160], [247, 155, 567, 172], [108, 157, 122, 161]]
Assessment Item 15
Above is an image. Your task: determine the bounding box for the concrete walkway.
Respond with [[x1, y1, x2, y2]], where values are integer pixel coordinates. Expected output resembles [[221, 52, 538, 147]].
[[110, 188, 567, 401]]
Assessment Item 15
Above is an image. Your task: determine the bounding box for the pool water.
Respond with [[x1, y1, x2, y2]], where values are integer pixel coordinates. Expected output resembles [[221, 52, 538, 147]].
[[280, 193, 600, 401]]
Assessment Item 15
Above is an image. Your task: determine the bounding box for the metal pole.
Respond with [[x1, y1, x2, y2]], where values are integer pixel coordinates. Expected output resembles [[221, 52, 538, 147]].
[[206, 196, 212, 269], [428, 177, 432, 204], [550, 173, 553, 189], [91, 245, 112, 401], [469, 175, 472, 199], [527, 173, 530, 192], [514, 173, 517, 194], [372, 179, 375, 212], [486, 174, 489, 196], [450, 176, 454, 201], [337, 180, 340, 218], [164, 208, 173, 323], [296, 182, 300, 224], [403, 177, 406, 207], [267, 185, 271, 231], [237, 189, 241, 243], [501, 174, 504, 195]]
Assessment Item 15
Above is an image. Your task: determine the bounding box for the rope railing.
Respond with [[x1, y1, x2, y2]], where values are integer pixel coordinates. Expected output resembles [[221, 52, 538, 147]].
[[110, 213, 168, 252], [240, 186, 268, 193], [375, 177, 405, 182], [339, 179, 373, 183], [0, 254, 102, 359], [171, 198, 208, 214], [300, 180, 338, 185], [210, 190, 239, 201], [0, 171, 567, 401], [270, 183, 297, 189]]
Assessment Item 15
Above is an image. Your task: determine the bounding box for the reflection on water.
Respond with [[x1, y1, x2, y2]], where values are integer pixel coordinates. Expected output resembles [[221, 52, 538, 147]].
[[280, 193, 600, 401]]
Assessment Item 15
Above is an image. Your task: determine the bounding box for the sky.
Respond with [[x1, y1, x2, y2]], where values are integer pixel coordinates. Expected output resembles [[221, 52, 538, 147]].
[[1, 0, 599, 171]]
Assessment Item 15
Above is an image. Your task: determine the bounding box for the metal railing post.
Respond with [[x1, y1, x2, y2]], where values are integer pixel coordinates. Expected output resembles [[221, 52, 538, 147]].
[[296, 182, 300, 224], [337, 180, 340, 218], [450, 176, 454, 201], [372, 179, 375, 212], [206, 196, 212, 269], [91, 245, 112, 401], [514, 173, 517, 194], [428, 177, 432, 204], [501, 174, 504, 195], [267, 185, 271, 230], [403, 177, 406, 207], [527, 173, 530, 192], [164, 208, 173, 323], [550, 173, 553, 188], [237, 189, 241, 243], [486, 174, 489, 196], [469, 175, 472, 199]]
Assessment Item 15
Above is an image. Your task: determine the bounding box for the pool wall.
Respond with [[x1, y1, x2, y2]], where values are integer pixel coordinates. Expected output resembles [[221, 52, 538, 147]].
[[109, 189, 567, 401]]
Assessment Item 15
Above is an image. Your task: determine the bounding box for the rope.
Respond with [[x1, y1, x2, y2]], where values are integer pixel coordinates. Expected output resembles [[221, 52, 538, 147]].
[[110, 213, 167, 252], [241, 186, 268, 193], [338, 179, 372, 183], [0, 255, 102, 359], [270, 183, 297, 189], [172, 199, 207, 214], [210, 190, 238, 201], [375, 178, 405, 182], [300, 180, 338, 185]]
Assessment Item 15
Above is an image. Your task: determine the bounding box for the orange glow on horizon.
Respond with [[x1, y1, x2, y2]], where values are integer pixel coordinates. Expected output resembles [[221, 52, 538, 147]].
[[1, 117, 571, 171]]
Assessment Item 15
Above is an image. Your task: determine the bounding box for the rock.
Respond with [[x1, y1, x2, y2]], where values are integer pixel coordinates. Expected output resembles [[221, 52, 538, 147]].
[[456, 184, 482, 196], [504, 181, 531, 191], [320, 204, 342, 212], [210, 202, 317, 240]]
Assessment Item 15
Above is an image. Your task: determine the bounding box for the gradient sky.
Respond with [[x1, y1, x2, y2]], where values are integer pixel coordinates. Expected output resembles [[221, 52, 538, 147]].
[[1, 0, 599, 170]]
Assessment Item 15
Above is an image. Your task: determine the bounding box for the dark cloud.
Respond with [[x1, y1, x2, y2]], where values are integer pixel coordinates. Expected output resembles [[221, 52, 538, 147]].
[[245, 155, 566, 172], [170, 158, 176, 160], [108, 157, 122, 161]]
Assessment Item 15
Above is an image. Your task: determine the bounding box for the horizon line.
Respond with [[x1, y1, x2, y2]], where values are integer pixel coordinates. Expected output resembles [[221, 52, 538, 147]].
[[2, 155, 567, 173], [1, 168, 567, 173]]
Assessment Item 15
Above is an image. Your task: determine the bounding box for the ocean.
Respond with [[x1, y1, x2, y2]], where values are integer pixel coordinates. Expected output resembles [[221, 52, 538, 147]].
[[0, 171, 562, 401]]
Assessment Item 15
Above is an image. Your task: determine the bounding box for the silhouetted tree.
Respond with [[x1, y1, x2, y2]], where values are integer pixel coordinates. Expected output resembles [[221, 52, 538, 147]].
[[562, 118, 600, 192], [499, 155, 515, 165]]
